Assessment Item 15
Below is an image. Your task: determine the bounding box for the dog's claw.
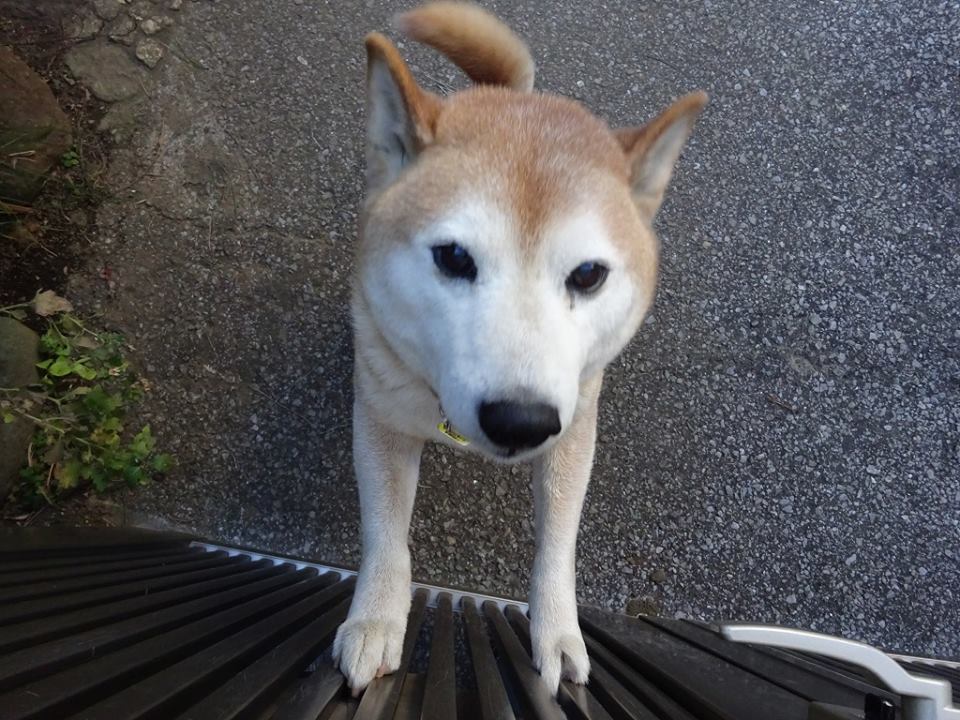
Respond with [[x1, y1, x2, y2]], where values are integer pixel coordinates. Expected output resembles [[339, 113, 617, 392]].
[[333, 618, 406, 692], [533, 630, 591, 695]]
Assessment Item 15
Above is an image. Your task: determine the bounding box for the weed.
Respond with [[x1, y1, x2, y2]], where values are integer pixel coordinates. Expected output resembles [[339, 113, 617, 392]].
[[1, 292, 172, 508], [60, 149, 80, 169]]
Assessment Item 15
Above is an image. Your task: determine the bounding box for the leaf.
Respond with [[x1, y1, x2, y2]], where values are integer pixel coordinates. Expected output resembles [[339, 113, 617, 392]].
[[2, 412, 14, 424], [130, 426, 155, 458], [55, 460, 82, 489], [72, 363, 98, 381], [151, 453, 173, 473], [36, 359, 52, 369], [73, 335, 100, 350], [32, 290, 73, 317], [48, 357, 73, 377], [123, 464, 145, 486], [7, 308, 26, 320]]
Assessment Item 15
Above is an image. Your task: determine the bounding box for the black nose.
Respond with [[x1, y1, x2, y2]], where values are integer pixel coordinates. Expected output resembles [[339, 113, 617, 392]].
[[478, 400, 561, 450]]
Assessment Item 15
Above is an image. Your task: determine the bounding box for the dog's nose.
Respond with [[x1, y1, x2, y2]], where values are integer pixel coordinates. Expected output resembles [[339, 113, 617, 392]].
[[478, 400, 561, 450]]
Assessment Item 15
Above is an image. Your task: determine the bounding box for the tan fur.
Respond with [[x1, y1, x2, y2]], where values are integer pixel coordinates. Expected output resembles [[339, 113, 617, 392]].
[[337, 2, 707, 696], [396, 2, 535, 91]]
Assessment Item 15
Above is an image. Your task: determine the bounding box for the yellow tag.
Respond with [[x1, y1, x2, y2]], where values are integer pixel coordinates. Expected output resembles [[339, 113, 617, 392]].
[[438, 419, 470, 446]]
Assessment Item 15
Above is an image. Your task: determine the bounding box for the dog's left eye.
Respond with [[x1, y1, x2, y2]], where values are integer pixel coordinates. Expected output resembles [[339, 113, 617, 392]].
[[432, 243, 477, 282], [566, 261, 609, 294]]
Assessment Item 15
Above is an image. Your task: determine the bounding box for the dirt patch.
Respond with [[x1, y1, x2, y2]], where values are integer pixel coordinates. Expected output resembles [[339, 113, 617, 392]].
[[0, 1, 111, 307]]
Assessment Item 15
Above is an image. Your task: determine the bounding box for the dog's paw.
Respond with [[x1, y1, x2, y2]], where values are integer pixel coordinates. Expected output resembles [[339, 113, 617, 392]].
[[332, 617, 406, 692], [532, 626, 590, 694]]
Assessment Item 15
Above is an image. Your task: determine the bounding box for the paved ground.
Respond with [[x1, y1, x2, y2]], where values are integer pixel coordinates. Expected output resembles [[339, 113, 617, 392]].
[[69, 0, 958, 657]]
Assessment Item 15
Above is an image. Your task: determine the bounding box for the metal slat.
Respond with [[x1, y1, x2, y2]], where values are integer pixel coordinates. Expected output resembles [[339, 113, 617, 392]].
[[174, 595, 352, 720], [643, 617, 873, 708], [503, 606, 614, 720], [353, 588, 429, 720], [0, 550, 227, 602], [0, 558, 276, 653], [575, 648, 662, 720], [270, 664, 347, 720], [0, 563, 302, 692], [393, 673, 426, 720], [0, 551, 240, 625], [0, 569, 335, 720], [579, 612, 810, 720], [483, 602, 565, 720], [72, 576, 356, 720], [761, 646, 905, 702], [0, 546, 203, 580], [581, 628, 697, 720], [421, 592, 457, 720], [462, 597, 516, 720]]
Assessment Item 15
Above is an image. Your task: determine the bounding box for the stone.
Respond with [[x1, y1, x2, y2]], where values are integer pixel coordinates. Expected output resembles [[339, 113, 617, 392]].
[[0, 46, 72, 203], [0, 318, 39, 505], [169, 0, 183, 9], [64, 42, 150, 102], [92, 0, 123, 21], [97, 95, 147, 142], [135, 38, 164, 68], [141, 16, 172, 35], [107, 14, 137, 44], [650, 568, 667, 584], [64, 8, 104, 41], [625, 596, 660, 616]]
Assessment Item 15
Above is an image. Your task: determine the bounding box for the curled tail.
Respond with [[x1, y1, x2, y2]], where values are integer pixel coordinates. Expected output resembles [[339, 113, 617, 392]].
[[395, 2, 535, 91]]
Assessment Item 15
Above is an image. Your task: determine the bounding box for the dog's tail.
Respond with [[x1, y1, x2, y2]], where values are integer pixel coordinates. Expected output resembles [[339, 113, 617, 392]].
[[395, 2, 535, 92]]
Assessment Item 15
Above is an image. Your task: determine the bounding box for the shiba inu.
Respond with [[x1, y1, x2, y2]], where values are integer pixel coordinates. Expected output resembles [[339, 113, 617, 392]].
[[333, 1, 707, 695]]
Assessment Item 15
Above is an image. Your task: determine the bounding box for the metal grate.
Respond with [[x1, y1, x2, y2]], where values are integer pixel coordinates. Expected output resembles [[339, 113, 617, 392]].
[[0, 528, 955, 719]]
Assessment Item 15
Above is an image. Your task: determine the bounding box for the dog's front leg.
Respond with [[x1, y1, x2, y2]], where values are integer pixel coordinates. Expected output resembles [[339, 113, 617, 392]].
[[529, 373, 602, 694], [333, 398, 423, 692]]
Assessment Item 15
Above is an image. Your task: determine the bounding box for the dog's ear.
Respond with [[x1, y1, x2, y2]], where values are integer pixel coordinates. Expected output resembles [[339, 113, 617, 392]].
[[615, 91, 708, 219], [364, 32, 442, 195]]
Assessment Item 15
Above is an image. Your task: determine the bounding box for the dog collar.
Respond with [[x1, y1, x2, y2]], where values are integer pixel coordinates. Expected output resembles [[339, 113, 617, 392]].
[[437, 405, 470, 446]]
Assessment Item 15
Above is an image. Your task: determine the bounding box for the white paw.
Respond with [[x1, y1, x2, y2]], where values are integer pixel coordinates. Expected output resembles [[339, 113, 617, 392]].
[[532, 625, 591, 694], [332, 617, 407, 691]]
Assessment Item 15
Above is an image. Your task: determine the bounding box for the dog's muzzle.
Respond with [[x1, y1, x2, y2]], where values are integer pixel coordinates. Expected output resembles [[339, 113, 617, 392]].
[[477, 400, 561, 451]]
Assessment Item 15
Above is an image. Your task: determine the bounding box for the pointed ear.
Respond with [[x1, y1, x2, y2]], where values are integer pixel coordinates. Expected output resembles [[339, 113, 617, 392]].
[[614, 91, 708, 218], [364, 32, 442, 195]]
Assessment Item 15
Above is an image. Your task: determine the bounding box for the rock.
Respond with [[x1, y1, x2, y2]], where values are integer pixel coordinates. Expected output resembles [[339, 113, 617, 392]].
[[0, 46, 72, 203], [785, 593, 798, 604], [135, 38, 164, 68], [64, 42, 150, 102], [98, 94, 147, 142], [0, 318, 39, 505], [169, 0, 183, 9], [107, 14, 137, 45], [92, 0, 123, 21], [625, 596, 660, 616], [0, 318, 38, 388], [650, 568, 667, 584], [141, 16, 172, 35], [64, 8, 104, 41]]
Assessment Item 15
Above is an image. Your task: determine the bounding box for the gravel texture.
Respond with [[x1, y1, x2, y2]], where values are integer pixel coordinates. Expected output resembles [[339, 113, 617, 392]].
[[70, 0, 959, 658]]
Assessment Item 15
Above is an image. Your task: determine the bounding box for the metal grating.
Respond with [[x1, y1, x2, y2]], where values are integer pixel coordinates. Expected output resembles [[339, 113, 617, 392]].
[[0, 528, 955, 719]]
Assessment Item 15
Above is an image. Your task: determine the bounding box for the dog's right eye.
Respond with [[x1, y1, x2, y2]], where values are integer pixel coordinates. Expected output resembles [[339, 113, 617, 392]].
[[432, 243, 477, 282]]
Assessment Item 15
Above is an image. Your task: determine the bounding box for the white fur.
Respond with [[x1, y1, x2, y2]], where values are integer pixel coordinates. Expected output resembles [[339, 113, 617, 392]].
[[336, 28, 698, 696]]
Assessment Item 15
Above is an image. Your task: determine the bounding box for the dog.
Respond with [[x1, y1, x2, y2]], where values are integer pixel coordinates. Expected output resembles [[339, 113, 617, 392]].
[[332, 1, 707, 695]]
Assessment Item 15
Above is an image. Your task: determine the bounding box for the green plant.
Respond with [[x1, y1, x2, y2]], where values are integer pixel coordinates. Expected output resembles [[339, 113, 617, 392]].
[[1, 292, 172, 508], [60, 149, 80, 169]]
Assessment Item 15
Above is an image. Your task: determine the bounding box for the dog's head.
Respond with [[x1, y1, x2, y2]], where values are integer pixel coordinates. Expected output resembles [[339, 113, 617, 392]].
[[356, 2, 706, 461]]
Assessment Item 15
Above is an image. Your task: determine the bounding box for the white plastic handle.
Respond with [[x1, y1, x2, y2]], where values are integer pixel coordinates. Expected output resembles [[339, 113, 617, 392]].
[[721, 624, 960, 720]]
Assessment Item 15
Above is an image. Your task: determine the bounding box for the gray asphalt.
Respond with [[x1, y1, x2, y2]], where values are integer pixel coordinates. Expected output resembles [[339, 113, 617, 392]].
[[72, 0, 959, 657]]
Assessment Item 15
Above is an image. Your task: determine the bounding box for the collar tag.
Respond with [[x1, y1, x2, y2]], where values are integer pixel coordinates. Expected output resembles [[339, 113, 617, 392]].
[[438, 407, 470, 446]]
